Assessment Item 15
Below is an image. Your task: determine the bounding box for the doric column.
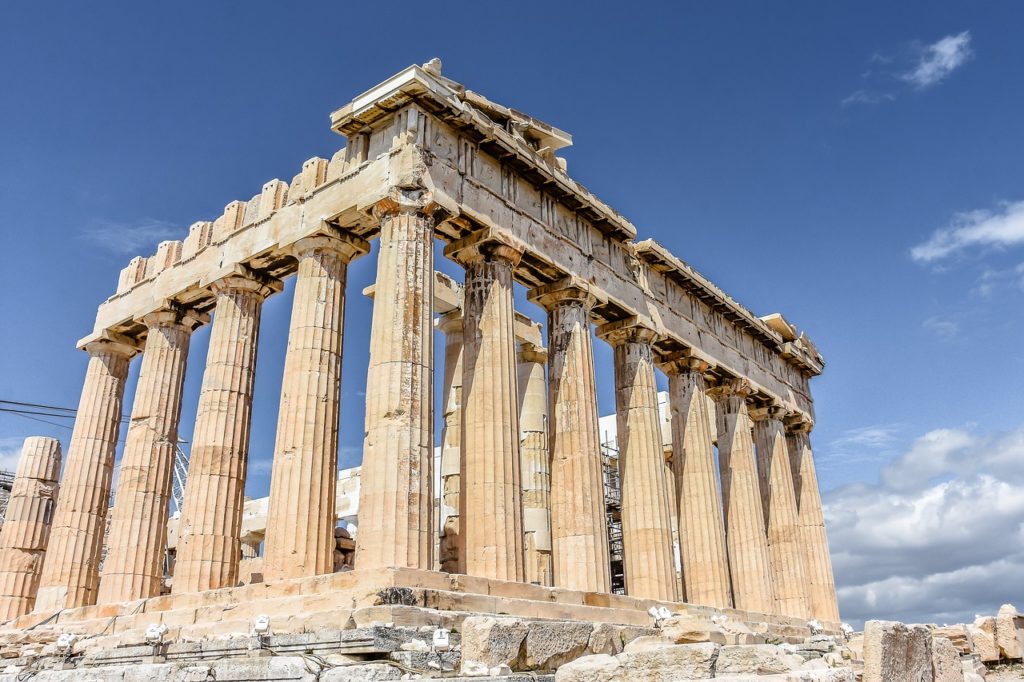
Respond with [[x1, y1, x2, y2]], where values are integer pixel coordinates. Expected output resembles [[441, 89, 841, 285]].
[[447, 232, 525, 582], [661, 355, 732, 608], [0, 438, 62, 620], [786, 418, 840, 622], [355, 200, 435, 571], [528, 278, 610, 593], [518, 342, 553, 586], [598, 318, 677, 601], [263, 232, 366, 580], [751, 404, 810, 618], [98, 307, 200, 603], [173, 270, 282, 593], [708, 378, 774, 614], [437, 310, 464, 574], [35, 337, 136, 612]]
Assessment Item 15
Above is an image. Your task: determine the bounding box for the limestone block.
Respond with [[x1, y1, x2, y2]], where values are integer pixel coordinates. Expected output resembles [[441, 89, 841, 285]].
[[933, 625, 974, 655], [716, 644, 804, 675], [996, 603, 1023, 660], [931, 636, 964, 682], [459, 616, 528, 675], [862, 620, 933, 682], [520, 620, 593, 670], [967, 616, 999, 663]]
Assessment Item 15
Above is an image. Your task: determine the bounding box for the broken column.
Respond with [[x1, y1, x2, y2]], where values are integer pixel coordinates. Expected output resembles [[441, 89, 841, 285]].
[[355, 199, 435, 571], [174, 270, 281, 593], [786, 418, 841, 622], [448, 232, 525, 582], [709, 378, 775, 614], [662, 355, 732, 608], [750, 404, 810, 619], [98, 308, 200, 603], [599, 317, 677, 601], [0, 437, 62, 620], [262, 232, 367, 581], [529, 278, 610, 593], [35, 337, 136, 611], [437, 310, 464, 574], [518, 341, 553, 586]]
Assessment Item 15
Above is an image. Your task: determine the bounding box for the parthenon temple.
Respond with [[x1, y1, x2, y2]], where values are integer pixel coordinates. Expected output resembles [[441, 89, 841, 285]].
[[0, 60, 842, 676]]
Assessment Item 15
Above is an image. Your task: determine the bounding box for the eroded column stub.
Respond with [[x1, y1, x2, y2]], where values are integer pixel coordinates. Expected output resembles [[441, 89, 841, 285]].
[[356, 199, 436, 571], [98, 306, 204, 604], [785, 415, 841, 622], [528, 277, 611, 594], [35, 336, 137, 612], [437, 310, 464, 574], [518, 342, 553, 587], [446, 232, 527, 582], [707, 377, 775, 614], [263, 231, 367, 581], [174, 270, 283, 593], [0, 437, 62, 621], [598, 317, 677, 601], [660, 352, 733, 609]]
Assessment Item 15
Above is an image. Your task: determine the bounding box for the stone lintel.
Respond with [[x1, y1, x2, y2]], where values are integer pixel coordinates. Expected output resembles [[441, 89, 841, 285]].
[[595, 315, 660, 347], [527, 276, 606, 312], [444, 227, 526, 268]]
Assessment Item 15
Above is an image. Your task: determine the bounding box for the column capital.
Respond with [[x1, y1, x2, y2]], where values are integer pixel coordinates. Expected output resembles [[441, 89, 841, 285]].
[[518, 341, 548, 365], [444, 227, 525, 268], [706, 376, 754, 401], [657, 348, 714, 376], [209, 266, 283, 300], [528, 276, 604, 312], [289, 228, 370, 263], [82, 330, 141, 359], [748, 403, 788, 423], [595, 315, 659, 347]]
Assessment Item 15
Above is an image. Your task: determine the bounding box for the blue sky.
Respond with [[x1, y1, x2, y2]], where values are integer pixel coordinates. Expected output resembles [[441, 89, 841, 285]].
[[1, 2, 1022, 626]]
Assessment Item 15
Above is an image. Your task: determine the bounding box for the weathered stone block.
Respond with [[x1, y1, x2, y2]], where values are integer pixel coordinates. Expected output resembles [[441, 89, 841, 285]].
[[863, 620, 933, 682]]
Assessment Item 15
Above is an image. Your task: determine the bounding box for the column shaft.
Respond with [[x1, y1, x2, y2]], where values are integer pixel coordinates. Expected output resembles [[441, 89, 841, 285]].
[[35, 341, 133, 611], [602, 321, 677, 601], [98, 311, 195, 603], [752, 407, 810, 618], [437, 312, 464, 574], [174, 273, 279, 593], [710, 380, 774, 614], [529, 280, 610, 593], [355, 207, 434, 570], [787, 424, 840, 622], [0, 438, 62, 620], [264, 234, 365, 580], [665, 361, 732, 608], [518, 344, 553, 586]]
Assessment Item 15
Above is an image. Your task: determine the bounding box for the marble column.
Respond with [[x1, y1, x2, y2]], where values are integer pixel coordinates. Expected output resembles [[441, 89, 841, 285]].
[[448, 236, 525, 582], [35, 337, 136, 612], [98, 308, 199, 603], [751, 405, 810, 619], [708, 379, 774, 614], [263, 232, 366, 580], [528, 278, 610, 593], [437, 310, 464, 574], [0, 438, 62, 620], [599, 318, 677, 601], [173, 271, 281, 593], [786, 418, 840, 622], [662, 356, 732, 608], [355, 202, 434, 570], [518, 342, 553, 586]]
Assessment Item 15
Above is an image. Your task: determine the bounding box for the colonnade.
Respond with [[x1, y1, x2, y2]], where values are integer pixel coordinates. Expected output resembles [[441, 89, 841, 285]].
[[14, 211, 837, 624]]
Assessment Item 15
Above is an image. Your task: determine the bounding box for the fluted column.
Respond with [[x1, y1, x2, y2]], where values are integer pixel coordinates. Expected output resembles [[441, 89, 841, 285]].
[[786, 418, 840, 622], [0, 438, 62, 620], [662, 356, 732, 608], [98, 308, 199, 603], [518, 342, 553, 586], [751, 405, 810, 618], [174, 271, 282, 593], [708, 379, 774, 614], [355, 202, 434, 570], [263, 233, 366, 580], [35, 337, 135, 612], [598, 318, 676, 601], [528, 278, 610, 593], [447, 234, 525, 582], [437, 311, 464, 574]]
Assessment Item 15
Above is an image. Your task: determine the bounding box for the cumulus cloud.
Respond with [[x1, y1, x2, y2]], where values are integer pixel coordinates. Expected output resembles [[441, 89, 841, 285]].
[[901, 31, 973, 89], [911, 201, 1024, 263], [826, 425, 1024, 627], [81, 217, 180, 256]]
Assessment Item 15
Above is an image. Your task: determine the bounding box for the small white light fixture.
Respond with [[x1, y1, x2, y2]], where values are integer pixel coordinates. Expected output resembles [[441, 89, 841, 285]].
[[145, 623, 168, 645], [252, 614, 272, 637], [432, 628, 450, 652]]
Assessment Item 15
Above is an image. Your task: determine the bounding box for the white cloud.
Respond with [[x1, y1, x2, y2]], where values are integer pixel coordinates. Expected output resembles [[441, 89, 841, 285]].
[[901, 31, 973, 89], [911, 201, 1024, 263], [81, 217, 180, 256], [827, 425, 1024, 627]]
